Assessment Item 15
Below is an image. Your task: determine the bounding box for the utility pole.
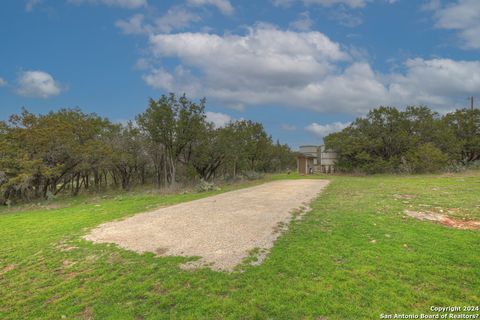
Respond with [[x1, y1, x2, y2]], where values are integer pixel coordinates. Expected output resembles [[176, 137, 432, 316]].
[[469, 96, 475, 110]]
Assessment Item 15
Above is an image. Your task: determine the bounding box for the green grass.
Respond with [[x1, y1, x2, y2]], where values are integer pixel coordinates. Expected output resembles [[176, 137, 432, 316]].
[[1, 172, 479, 319]]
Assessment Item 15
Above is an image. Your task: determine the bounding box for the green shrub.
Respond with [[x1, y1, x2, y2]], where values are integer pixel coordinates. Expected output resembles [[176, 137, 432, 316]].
[[445, 162, 466, 173], [446, 160, 480, 173], [197, 180, 220, 192], [405, 143, 449, 173], [243, 171, 264, 180], [467, 160, 480, 169]]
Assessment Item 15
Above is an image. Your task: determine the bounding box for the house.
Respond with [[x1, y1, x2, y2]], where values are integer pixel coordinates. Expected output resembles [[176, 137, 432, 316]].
[[297, 145, 337, 174]]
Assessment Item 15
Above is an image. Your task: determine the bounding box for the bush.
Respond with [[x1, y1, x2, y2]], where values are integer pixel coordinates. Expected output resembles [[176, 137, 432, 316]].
[[243, 171, 264, 180], [197, 180, 220, 193], [45, 191, 57, 201], [445, 162, 466, 173], [467, 160, 480, 170], [364, 158, 398, 174], [446, 160, 480, 173], [405, 143, 449, 173]]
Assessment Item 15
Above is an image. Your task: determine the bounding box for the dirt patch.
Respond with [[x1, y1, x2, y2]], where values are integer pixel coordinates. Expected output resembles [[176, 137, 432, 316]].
[[404, 210, 480, 230], [394, 194, 416, 200], [55, 238, 79, 252], [56, 243, 79, 252], [155, 247, 169, 255], [81, 306, 93, 320], [62, 260, 76, 268], [1, 265, 15, 274], [60, 246, 78, 252], [85, 179, 329, 271], [43, 203, 62, 210]]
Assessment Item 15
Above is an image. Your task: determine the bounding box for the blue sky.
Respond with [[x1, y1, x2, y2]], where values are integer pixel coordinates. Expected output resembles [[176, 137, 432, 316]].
[[1, 0, 479, 148]]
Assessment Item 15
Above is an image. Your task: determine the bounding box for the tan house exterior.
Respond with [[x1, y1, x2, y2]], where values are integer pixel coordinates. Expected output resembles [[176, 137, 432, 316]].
[[297, 145, 337, 174]]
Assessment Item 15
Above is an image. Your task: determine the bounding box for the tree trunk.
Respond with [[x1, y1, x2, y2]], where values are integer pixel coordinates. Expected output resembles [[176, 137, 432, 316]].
[[111, 171, 118, 188], [42, 179, 49, 199], [73, 173, 81, 196], [54, 178, 71, 195], [233, 159, 237, 178], [163, 153, 168, 186], [170, 156, 176, 186]]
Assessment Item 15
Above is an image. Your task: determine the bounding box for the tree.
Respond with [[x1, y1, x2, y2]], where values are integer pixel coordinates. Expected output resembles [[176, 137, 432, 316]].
[[136, 94, 207, 186], [188, 123, 225, 181], [405, 143, 449, 173], [0, 108, 114, 202], [444, 109, 480, 163], [0, 99, 296, 204], [109, 123, 149, 190], [325, 106, 457, 173], [267, 140, 296, 172]]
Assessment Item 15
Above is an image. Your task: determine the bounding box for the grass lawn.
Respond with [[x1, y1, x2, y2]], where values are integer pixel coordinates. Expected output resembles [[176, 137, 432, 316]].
[[1, 172, 479, 319]]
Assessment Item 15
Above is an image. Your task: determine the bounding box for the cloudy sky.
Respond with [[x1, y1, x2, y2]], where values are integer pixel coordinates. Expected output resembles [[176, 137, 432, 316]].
[[1, 0, 479, 148]]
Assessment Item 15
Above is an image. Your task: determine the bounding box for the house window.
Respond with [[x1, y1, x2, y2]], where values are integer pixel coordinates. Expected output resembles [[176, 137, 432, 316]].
[[313, 158, 318, 165]]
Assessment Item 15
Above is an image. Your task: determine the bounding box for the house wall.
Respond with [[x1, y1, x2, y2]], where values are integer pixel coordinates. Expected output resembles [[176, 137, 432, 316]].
[[320, 149, 337, 166], [297, 157, 306, 174], [298, 145, 319, 157], [297, 145, 338, 174], [297, 156, 316, 174], [306, 158, 315, 174]]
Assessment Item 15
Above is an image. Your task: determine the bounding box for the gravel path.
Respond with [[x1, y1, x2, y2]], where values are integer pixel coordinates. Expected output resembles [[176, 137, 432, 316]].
[[85, 179, 329, 271]]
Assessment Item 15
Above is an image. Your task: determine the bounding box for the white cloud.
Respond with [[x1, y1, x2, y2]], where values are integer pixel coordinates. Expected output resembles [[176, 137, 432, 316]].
[[330, 8, 363, 27], [144, 25, 377, 113], [147, 25, 349, 92], [270, 0, 293, 7], [143, 66, 201, 96], [272, 0, 369, 7], [134, 58, 151, 70], [290, 12, 314, 31], [0, 77, 6, 87], [305, 122, 350, 137], [116, 8, 200, 35], [16, 70, 62, 98], [143, 68, 174, 91], [271, 0, 294, 7], [25, 0, 42, 12], [205, 111, 232, 127], [304, 0, 369, 8], [421, 0, 440, 11], [154, 7, 201, 33], [429, 0, 480, 49], [273, 0, 396, 8], [299, 62, 390, 113], [140, 24, 480, 114], [115, 14, 146, 35], [67, 0, 147, 9], [388, 58, 480, 107], [187, 0, 234, 15]]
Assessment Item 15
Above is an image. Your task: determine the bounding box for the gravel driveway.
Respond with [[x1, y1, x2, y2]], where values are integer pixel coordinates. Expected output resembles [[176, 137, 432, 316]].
[[85, 179, 329, 271]]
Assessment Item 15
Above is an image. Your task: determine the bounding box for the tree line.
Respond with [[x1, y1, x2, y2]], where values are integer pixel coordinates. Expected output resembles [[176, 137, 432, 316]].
[[0, 94, 295, 204], [325, 106, 480, 173]]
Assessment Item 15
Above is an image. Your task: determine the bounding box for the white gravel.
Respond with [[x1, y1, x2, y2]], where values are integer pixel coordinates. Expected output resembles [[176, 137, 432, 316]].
[[85, 179, 329, 271]]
